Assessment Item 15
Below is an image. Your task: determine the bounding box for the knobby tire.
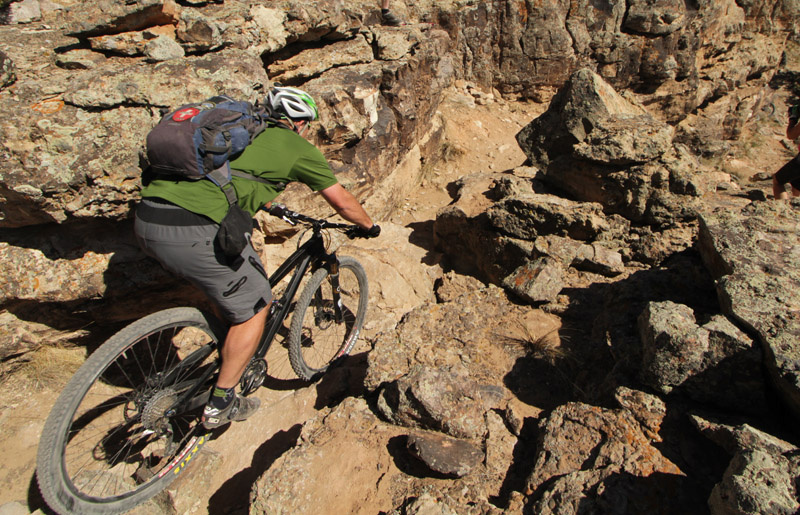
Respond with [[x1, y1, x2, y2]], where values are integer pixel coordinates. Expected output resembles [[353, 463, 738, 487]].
[[288, 256, 368, 381], [36, 308, 226, 515]]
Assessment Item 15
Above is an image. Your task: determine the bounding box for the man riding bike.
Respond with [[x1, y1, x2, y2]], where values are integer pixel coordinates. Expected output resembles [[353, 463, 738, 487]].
[[134, 86, 380, 429]]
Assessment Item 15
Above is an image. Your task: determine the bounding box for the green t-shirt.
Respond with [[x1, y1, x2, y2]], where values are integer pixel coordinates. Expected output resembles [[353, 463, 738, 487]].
[[140, 126, 338, 223]]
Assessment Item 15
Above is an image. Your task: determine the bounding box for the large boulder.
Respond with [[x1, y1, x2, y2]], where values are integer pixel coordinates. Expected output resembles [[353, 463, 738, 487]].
[[524, 402, 701, 513], [692, 416, 800, 515], [515, 68, 712, 225], [698, 199, 800, 421], [433, 169, 628, 290], [638, 301, 768, 415]]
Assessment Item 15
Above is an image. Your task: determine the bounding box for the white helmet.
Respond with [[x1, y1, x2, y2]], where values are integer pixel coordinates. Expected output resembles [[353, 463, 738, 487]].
[[267, 86, 318, 121]]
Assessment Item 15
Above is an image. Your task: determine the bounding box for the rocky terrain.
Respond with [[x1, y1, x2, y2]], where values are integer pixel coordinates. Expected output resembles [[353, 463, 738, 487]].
[[1, 0, 800, 514]]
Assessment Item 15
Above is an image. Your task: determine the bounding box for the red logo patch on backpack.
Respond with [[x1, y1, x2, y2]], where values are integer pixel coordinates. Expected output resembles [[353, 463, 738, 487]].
[[172, 107, 200, 122]]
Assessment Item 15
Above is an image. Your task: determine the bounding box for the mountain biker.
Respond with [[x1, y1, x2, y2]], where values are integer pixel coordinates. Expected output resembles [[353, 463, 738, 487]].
[[772, 101, 800, 199], [134, 86, 380, 429]]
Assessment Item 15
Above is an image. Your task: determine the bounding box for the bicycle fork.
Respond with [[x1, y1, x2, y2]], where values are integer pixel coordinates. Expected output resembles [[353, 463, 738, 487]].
[[327, 260, 345, 322]]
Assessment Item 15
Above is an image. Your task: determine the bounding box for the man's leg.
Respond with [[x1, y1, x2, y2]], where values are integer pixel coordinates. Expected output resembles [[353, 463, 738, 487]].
[[381, 0, 402, 25], [216, 307, 268, 388], [773, 174, 789, 199]]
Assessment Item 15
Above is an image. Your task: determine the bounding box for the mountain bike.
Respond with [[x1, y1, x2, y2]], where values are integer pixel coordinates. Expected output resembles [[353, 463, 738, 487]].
[[36, 205, 370, 515]]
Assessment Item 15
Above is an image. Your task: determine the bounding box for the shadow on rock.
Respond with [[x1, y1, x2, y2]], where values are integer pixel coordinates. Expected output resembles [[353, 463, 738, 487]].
[[406, 220, 444, 267], [571, 470, 704, 515], [491, 416, 542, 509], [313, 351, 369, 410], [503, 355, 574, 411], [208, 424, 302, 514]]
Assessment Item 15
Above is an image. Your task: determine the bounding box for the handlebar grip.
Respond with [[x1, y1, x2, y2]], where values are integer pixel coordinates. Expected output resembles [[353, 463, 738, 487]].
[[267, 203, 287, 218]]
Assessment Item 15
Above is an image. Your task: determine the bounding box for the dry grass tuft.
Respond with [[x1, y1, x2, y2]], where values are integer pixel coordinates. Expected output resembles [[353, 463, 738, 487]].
[[14, 345, 86, 391], [499, 320, 566, 365]]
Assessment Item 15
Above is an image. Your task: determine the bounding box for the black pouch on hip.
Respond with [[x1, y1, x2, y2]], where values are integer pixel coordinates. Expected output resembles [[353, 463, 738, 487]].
[[215, 204, 254, 258]]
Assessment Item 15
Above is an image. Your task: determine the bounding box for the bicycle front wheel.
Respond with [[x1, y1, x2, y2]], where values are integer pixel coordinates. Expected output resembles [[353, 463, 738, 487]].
[[36, 307, 225, 515], [288, 256, 368, 381]]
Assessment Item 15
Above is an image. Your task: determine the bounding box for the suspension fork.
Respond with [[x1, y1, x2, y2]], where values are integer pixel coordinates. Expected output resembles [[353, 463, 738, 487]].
[[326, 257, 345, 322]]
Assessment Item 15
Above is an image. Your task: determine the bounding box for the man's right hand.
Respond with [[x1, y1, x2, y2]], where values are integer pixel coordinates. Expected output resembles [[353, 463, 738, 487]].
[[347, 224, 381, 239]]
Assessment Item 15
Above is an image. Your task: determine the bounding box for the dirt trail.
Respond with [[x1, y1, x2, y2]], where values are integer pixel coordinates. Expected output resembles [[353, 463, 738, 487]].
[[0, 89, 543, 513], [2, 84, 791, 512]]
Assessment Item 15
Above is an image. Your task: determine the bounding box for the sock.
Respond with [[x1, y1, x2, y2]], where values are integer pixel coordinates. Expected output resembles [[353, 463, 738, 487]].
[[382, 8, 390, 14], [208, 386, 235, 410]]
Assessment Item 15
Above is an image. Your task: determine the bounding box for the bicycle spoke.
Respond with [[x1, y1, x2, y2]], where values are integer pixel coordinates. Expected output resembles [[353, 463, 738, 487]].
[[288, 258, 368, 380], [39, 309, 221, 513]]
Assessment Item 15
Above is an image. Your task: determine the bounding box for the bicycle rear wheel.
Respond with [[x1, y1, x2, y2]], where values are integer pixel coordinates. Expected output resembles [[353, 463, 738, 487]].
[[37, 308, 225, 515], [288, 256, 369, 381]]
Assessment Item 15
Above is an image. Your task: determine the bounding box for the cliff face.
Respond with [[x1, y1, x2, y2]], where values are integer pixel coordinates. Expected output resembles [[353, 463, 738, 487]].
[[2, 0, 800, 514], [1, 0, 795, 345]]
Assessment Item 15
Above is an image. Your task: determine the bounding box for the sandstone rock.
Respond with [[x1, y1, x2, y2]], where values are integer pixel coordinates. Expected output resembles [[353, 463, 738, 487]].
[[623, 0, 687, 35], [0, 310, 88, 363], [515, 68, 703, 225], [487, 194, 611, 242], [268, 35, 374, 85], [63, 49, 267, 109], [401, 493, 461, 515], [533, 235, 625, 277], [377, 365, 493, 439], [484, 410, 519, 481], [502, 256, 565, 304], [365, 285, 535, 393], [690, 415, 800, 515], [434, 271, 486, 303], [524, 402, 683, 495], [614, 386, 667, 442], [592, 250, 722, 379], [698, 200, 800, 421], [5, 0, 41, 24], [54, 49, 106, 70], [517, 67, 652, 170], [709, 450, 800, 515], [0, 50, 14, 88], [373, 25, 422, 61], [87, 25, 177, 56], [250, 398, 404, 514], [530, 466, 697, 515], [574, 242, 625, 276], [65, 0, 180, 37], [0, 49, 268, 229], [690, 416, 797, 456], [406, 432, 483, 478], [249, 5, 288, 53], [573, 115, 675, 165], [144, 34, 185, 62], [638, 301, 767, 414], [176, 10, 222, 52], [0, 501, 28, 515]]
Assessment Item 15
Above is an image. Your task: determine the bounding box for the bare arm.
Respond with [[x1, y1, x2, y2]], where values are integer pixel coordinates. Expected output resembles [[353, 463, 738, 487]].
[[319, 183, 374, 229]]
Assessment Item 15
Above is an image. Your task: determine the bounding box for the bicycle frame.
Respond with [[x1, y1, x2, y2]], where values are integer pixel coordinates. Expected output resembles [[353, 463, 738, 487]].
[[253, 229, 340, 362], [168, 211, 349, 411]]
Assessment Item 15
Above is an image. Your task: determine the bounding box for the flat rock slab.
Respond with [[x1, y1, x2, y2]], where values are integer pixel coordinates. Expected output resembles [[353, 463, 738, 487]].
[[406, 432, 483, 478], [698, 199, 800, 421]]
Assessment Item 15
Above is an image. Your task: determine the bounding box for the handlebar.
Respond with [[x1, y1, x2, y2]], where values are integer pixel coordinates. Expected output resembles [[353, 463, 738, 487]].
[[265, 203, 371, 238]]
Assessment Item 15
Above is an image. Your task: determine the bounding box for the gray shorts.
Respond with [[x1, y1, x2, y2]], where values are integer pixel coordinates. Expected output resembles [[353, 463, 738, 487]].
[[134, 199, 271, 324]]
